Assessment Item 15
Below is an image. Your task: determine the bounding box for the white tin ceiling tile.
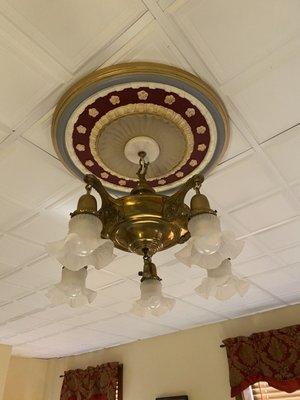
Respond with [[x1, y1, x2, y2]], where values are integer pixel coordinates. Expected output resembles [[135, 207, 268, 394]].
[[22, 109, 56, 158], [221, 122, 250, 162], [5, 0, 146, 72], [103, 21, 193, 73], [171, 0, 300, 82], [263, 125, 300, 183], [0, 24, 59, 127], [183, 284, 283, 319], [255, 218, 300, 250], [0, 234, 44, 266], [11, 210, 68, 245], [99, 280, 140, 301], [0, 281, 30, 301], [86, 269, 123, 291], [62, 308, 118, 328], [146, 299, 223, 330], [203, 153, 277, 210], [276, 244, 300, 265], [250, 265, 300, 303], [231, 239, 264, 264], [233, 256, 281, 278], [0, 140, 80, 208], [0, 196, 33, 232], [4, 315, 50, 334], [164, 277, 204, 298], [104, 254, 141, 278], [230, 192, 297, 232], [0, 262, 14, 277], [25, 256, 61, 282]]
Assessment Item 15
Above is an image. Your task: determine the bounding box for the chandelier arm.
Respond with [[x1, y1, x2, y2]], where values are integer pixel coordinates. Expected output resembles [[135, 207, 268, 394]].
[[84, 174, 116, 206], [163, 174, 204, 220]]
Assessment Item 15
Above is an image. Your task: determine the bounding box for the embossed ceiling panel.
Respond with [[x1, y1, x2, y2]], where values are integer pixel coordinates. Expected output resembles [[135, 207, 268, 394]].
[[0, 0, 297, 358]]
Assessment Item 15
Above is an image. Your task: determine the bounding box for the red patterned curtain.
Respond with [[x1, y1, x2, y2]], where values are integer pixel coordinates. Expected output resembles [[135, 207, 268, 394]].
[[60, 362, 122, 400], [223, 324, 300, 397]]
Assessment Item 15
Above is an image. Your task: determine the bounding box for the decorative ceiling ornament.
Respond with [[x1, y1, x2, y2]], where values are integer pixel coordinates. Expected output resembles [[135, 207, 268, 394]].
[[52, 62, 229, 192], [48, 63, 246, 311]]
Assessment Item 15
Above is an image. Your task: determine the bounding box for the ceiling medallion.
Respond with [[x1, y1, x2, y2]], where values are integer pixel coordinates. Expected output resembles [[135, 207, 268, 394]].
[[48, 63, 247, 315], [52, 62, 229, 192]]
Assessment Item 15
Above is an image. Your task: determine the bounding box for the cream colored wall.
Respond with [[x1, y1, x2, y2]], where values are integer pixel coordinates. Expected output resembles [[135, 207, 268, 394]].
[[2, 304, 300, 400], [3, 357, 48, 400], [0, 344, 11, 400], [42, 303, 300, 400]]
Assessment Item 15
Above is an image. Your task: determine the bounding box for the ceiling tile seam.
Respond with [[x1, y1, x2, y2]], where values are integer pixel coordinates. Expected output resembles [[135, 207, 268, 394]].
[[206, 197, 287, 270], [236, 215, 300, 241], [144, 0, 300, 210], [0, 8, 70, 81], [258, 122, 300, 146], [226, 188, 291, 214], [71, 9, 150, 73], [246, 261, 300, 282], [220, 33, 300, 96], [11, 12, 153, 138], [179, 298, 229, 320], [68, 9, 151, 74], [225, 101, 300, 211]]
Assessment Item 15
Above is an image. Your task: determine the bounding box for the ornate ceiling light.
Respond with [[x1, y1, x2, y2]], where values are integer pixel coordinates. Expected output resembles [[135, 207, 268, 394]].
[[48, 62, 247, 311]]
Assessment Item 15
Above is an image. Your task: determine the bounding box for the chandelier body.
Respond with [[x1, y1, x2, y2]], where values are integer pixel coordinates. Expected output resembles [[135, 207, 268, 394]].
[[47, 62, 248, 309], [82, 169, 205, 257]]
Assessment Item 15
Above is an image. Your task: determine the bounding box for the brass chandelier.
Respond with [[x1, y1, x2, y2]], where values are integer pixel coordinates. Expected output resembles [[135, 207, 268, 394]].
[[46, 63, 248, 315]]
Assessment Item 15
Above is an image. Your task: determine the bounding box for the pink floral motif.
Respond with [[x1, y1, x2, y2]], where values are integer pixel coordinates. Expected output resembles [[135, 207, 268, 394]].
[[189, 159, 198, 167], [164, 95, 175, 105], [198, 144, 207, 152], [88, 108, 99, 117], [175, 171, 184, 178], [118, 179, 127, 186], [76, 125, 87, 134], [196, 126, 206, 134], [158, 179, 166, 185], [109, 95, 120, 105], [100, 172, 109, 179], [137, 90, 148, 100], [85, 160, 94, 167], [76, 144, 85, 152], [185, 108, 196, 117]]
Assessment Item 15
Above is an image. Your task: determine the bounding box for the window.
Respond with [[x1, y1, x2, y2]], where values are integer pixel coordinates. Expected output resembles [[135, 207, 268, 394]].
[[238, 382, 300, 400]]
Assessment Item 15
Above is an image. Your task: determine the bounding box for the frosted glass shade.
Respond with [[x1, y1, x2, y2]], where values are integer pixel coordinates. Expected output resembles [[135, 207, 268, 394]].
[[131, 280, 175, 317], [68, 214, 103, 256], [175, 231, 244, 270], [46, 267, 97, 308], [46, 239, 116, 271], [188, 214, 221, 254], [195, 259, 249, 300]]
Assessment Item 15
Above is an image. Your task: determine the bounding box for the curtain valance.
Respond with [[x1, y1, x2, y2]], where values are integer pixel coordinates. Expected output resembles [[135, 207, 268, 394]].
[[223, 324, 300, 397], [60, 362, 122, 400]]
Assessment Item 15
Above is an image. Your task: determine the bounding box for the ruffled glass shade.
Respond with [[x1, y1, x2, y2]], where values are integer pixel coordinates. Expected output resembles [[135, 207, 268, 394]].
[[46, 215, 116, 271], [131, 280, 175, 317], [195, 259, 249, 300], [175, 231, 244, 270], [46, 267, 97, 308], [188, 213, 222, 254]]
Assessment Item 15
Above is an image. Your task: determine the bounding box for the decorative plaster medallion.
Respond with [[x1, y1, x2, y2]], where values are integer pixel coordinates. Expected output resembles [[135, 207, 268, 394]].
[[52, 62, 229, 192]]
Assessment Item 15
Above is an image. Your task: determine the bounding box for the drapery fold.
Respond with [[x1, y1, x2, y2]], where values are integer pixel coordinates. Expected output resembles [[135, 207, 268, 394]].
[[60, 362, 122, 400], [223, 324, 300, 397]]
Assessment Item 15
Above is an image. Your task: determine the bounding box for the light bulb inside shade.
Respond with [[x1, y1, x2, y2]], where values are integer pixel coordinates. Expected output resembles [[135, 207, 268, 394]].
[[46, 226, 116, 271], [188, 214, 221, 255], [46, 267, 97, 308], [194, 259, 249, 300], [175, 231, 244, 270], [131, 280, 175, 317], [67, 214, 103, 256]]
